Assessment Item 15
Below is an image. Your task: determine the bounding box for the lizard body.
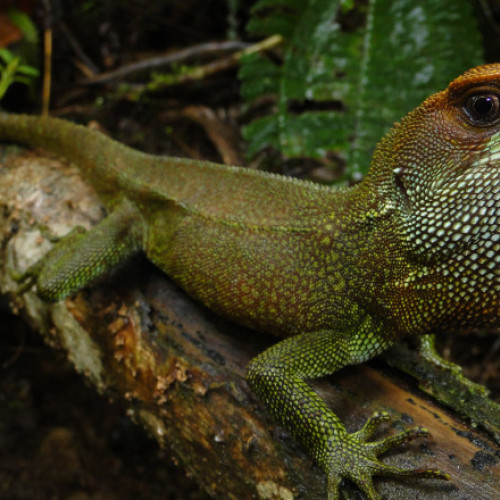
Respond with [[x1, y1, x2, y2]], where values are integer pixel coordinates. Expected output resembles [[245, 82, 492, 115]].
[[0, 64, 499, 499]]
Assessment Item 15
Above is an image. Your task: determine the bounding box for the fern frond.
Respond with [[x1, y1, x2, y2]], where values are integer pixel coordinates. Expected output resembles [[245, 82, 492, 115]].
[[240, 0, 482, 180]]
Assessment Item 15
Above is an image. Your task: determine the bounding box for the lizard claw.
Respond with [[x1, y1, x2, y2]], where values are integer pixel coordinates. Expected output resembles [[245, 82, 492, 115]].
[[322, 412, 450, 500]]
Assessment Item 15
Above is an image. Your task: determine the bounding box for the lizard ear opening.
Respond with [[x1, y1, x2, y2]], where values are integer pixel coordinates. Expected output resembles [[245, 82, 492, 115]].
[[392, 167, 411, 212]]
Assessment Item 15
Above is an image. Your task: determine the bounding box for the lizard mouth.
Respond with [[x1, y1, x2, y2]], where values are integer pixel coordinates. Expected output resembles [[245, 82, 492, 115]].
[[430, 146, 500, 197], [428, 149, 490, 193]]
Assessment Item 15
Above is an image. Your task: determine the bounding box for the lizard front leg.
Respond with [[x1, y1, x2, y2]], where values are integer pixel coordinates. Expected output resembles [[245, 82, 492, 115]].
[[247, 326, 449, 500], [14, 200, 145, 301], [418, 334, 489, 396]]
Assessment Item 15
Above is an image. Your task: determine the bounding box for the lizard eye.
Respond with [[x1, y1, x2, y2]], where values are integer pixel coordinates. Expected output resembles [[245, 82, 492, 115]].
[[462, 91, 500, 126]]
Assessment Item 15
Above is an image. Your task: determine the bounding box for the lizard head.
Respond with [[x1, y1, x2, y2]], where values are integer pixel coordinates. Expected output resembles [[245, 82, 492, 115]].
[[368, 64, 499, 328], [369, 64, 499, 260]]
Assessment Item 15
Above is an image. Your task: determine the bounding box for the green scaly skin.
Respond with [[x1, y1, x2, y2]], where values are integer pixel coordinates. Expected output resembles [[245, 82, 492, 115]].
[[0, 64, 499, 499]]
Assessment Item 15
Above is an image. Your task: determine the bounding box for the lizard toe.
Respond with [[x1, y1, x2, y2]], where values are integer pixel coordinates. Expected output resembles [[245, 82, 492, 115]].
[[352, 410, 391, 441], [367, 425, 430, 455], [322, 417, 449, 500]]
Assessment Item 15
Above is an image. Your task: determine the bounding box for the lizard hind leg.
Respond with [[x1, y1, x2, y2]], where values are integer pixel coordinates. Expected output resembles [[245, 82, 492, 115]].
[[16, 200, 145, 302], [246, 329, 449, 500]]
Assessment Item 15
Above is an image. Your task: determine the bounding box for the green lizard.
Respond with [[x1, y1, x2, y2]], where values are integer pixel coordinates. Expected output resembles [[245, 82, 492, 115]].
[[0, 63, 499, 500]]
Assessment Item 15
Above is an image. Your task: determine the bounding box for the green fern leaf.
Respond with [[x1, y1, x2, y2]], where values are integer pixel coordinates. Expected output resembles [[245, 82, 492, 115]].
[[240, 0, 483, 180]]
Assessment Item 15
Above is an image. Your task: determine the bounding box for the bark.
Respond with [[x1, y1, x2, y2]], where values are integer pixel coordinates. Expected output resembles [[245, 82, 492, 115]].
[[0, 145, 498, 500]]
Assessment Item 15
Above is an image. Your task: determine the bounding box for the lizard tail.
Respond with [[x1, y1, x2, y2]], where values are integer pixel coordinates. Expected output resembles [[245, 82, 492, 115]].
[[0, 112, 137, 184]]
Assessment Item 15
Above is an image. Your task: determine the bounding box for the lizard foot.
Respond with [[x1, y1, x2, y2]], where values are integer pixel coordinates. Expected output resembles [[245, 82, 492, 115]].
[[322, 411, 450, 500], [8, 225, 88, 295]]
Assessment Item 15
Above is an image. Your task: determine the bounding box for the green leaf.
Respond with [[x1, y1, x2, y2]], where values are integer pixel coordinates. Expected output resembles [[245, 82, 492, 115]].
[[17, 65, 40, 77], [240, 0, 483, 180], [0, 48, 15, 64], [7, 8, 39, 45], [0, 47, 39, 101]]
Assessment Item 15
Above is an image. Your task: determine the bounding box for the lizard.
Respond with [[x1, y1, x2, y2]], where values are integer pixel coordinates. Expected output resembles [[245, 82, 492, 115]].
[[0, 63, 498, 500]]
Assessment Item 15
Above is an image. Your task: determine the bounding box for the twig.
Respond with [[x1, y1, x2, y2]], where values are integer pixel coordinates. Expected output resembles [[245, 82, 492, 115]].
[[42, 27, 52, 116], [180, 105, 243, 166], [131, 35, 283, 95], [83, 40, 252, 85], [59, 20, 100, 75], [41, 0, 52, 115]]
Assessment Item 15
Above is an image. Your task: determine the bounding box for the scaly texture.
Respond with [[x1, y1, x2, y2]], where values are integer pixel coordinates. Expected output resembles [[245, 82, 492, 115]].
[[0, 64, 498, 499]]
